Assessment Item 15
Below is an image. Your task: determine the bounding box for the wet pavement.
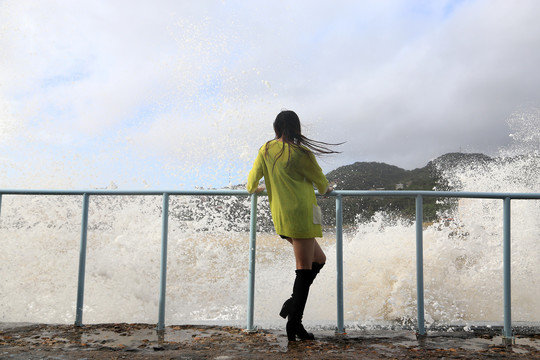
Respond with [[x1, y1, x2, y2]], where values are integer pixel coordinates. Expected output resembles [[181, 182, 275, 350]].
[[1, 322, 540, 359]]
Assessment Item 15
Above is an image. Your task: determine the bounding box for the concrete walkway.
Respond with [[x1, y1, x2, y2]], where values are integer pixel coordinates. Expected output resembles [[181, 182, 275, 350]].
[[1, 323, 540, 359]]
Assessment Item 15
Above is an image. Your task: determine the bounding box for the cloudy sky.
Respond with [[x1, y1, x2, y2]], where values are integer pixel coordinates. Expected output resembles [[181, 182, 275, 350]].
[[1, 0, 539, 189]]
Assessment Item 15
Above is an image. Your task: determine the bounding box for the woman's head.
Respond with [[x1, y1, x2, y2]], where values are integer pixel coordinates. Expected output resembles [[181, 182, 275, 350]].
[[266, 109, 342, 166], [273, 110, 302, 143]]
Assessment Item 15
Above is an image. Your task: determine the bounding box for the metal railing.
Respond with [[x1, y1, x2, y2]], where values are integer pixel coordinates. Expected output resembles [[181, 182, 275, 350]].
[[1, 189, 540, 343]]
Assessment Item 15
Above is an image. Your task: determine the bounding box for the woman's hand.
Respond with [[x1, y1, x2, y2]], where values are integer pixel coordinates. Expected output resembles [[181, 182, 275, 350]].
[[254, 186, 266, 194], [325, 186, 334, 194]]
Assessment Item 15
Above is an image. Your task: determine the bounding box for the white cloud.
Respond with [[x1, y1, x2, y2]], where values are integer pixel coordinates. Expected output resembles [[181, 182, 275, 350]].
[[1, 0, 540, 188]]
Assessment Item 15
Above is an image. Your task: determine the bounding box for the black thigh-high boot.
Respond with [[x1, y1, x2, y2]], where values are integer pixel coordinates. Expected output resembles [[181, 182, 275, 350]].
[[286, 269, 315, 341], [280, 262, 325, 319]]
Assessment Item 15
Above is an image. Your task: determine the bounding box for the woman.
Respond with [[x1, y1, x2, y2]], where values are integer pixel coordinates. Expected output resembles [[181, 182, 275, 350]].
[[247, 110, 341, 341]]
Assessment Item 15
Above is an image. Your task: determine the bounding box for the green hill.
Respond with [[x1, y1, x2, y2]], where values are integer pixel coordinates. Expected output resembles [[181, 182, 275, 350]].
[[319, 152, 493, 224]]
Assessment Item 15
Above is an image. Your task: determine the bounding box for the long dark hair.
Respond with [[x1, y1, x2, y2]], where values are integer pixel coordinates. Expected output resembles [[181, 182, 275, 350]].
[[265, 110, 342, 168]]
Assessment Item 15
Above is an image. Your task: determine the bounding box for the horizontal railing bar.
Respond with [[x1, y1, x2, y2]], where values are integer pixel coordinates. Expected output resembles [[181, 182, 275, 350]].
[[0, 189, 250, 196], [2, 189, 540, 199], [324, 190, 540, 199]]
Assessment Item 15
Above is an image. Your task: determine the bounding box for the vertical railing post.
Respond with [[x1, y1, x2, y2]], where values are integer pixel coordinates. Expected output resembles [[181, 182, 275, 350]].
[[75, 193, 90, 327], [335, 194, 345, 334], [415, 195, 426, 336], [503, 197, 513, 344], [246, 193, 258, 332], [157, 193, 170, 331]]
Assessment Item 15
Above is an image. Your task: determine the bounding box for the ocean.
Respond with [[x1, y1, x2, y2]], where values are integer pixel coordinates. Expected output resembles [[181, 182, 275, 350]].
[[1, 150, 540, 330]]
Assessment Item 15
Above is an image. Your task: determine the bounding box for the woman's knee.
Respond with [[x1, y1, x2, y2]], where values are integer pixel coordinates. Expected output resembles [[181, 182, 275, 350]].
[[314, 252, 326, 265], [313, 241, 326, 264]]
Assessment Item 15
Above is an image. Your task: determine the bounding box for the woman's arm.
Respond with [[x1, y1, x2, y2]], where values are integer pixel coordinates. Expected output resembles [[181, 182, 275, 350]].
[[247, 151, 265, 193]]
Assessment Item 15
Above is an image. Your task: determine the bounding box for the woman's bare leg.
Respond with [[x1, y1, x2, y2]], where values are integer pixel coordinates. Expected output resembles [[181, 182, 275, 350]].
[[286, 238, 318, 341], [291, 238, 315, 270], [280, 237, 325, 340], [286, 237, 326, 265], [313, 240, 326, 264]]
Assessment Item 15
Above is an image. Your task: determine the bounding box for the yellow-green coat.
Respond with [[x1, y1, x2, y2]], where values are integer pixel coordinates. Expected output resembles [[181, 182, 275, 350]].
[[247, 140, 329, 238]]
